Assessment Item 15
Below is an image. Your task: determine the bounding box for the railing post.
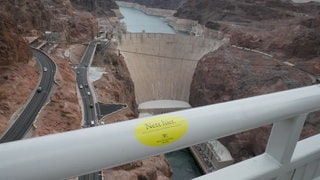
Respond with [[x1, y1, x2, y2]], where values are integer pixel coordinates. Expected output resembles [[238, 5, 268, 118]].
[[266, 114, 308, 164]]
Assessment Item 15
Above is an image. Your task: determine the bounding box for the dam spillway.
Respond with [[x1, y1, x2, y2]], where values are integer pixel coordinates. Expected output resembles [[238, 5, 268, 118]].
[[118, 33, 224, 104]]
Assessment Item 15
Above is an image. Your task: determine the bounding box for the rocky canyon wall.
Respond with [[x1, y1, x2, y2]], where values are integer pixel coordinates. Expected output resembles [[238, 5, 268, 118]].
[[189, 45, 319, 162], [177, 0, 320, 162], [0, 10, 39, 135], [70, 0, 118, 16], [0, 14, 32, 66], [0, 0, 100, 43]]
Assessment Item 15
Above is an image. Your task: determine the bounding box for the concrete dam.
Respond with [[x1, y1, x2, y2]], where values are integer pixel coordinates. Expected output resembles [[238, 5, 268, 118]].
[[118, 33, 224, 106]]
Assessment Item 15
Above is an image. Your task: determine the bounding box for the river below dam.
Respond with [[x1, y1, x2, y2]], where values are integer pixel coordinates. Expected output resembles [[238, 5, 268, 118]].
[[119, 6, 203, 180]]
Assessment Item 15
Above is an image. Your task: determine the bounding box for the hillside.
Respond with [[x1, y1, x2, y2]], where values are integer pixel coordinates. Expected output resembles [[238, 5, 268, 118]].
[[0, 0, 100, 43], [175, 0, 320, 73], [70, 0, 118, 16], [185, 0, 320, 161], [0, 11, 38, 134]]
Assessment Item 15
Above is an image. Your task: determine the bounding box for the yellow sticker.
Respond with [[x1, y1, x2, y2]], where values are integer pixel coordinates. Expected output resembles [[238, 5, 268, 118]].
[[135, 115, 188, 147]]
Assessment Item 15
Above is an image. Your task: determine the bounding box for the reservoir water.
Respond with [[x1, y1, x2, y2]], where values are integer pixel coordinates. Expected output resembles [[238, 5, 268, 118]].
[[119, 6, 175, 34], [119, 6, 202, 179]]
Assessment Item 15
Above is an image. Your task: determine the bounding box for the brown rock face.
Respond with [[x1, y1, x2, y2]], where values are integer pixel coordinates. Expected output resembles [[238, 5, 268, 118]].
[[70, 0, 118, 16], [286, 16, 320, 59], [190, 46, 312, 106], [0, 1, 51, 33], [189, 45, 319, 162], [0, 11, 38, 134], [93, 48, 138, 120], [0, 63, 39, 135], [0, 0, 100, 43], [175, 0, 319, 23], [178, 1, 320, 161], [175, 0, 320, 76], [105, 155, 172, 179], [0, 14, 32, 65]]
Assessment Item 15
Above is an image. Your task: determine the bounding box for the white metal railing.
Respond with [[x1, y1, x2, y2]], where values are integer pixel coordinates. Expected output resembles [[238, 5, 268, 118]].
[[0, 85, 320, 180]]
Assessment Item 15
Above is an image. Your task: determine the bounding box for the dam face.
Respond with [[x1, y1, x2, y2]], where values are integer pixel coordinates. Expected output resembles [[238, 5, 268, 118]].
[[118, 33, 223, 104]]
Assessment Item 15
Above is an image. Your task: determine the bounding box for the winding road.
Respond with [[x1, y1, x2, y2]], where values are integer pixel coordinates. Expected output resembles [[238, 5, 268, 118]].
[[77, 41, 98, 128], [77, 41, 102, 180], [1, 40, 103, 179], [0, 49, 56, 143]]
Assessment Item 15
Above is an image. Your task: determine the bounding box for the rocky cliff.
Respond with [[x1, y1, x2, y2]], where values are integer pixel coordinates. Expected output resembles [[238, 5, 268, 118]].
[[92, 46, 138, 121], [0, 13, 32, 65], [175, 0, 319, 24], [70, 0, 118, 16], [190, 45, 313, 106], [0, 0, 102, 43], [189, 45, 319, 162], [0, 1, 51, 34], [175, 0, 320, 75], [0, 9, 39, 134], [180, 0, 320, 162]]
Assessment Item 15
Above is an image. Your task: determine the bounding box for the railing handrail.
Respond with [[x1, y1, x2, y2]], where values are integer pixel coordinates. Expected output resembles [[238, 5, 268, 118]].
[[0, 85, 319, 180], [195, 134, 320, 180]]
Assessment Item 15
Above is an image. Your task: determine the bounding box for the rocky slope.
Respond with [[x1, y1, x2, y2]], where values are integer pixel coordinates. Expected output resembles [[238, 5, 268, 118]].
[[189, 45, 319, 162], [70, 0, 118, 16], [0, 11, 39, 135], [179, 0, 320, 162], [0, 63, 39, 135], [92, 49, 138, 122], [175, 0, 320, 75], [190, 45, 313, 106], [175, 0, 320, 23], [0, 0, 100, 43], [0, 14, 32, 66]]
